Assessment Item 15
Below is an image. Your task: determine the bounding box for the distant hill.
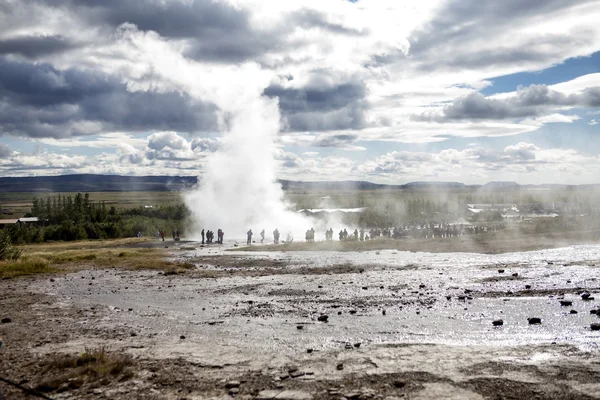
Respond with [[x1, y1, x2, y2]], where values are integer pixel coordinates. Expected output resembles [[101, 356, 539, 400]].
[[0, 174, 598, 193]]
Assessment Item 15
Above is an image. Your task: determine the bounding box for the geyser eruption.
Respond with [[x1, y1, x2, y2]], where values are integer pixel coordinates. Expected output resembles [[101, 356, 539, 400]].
[[119, 25, 312, 241], [183, 71, 311, 241]]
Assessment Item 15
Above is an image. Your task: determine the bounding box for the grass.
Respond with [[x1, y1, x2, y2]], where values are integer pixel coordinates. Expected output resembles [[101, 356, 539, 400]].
[[1, 238, 195, 279], [36, 346, 134, 393]]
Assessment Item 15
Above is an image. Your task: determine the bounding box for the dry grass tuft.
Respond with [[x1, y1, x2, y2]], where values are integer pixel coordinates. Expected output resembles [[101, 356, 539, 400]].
[[0, 257, 58, 279], [37, 346, 134, 393]]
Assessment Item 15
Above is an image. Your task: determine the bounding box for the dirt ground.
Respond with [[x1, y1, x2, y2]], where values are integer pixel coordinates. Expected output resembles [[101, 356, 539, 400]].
[[2, 237, 600, 399]]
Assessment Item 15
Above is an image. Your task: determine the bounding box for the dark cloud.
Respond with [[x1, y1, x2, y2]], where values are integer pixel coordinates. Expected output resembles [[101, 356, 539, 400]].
[[0, 57, 219, 138], [418, 84, 600, 121], [371, 0, 597, 70], [0, 143, 13, 158], [290, 9, 365, 36], [0, 35, 76, 58], [312, 134, 359, 148], [264, 81, 368, 131]]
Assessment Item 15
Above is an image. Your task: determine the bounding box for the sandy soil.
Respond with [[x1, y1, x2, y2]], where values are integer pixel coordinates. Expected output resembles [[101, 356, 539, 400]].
[[2, 240, 600, 399]]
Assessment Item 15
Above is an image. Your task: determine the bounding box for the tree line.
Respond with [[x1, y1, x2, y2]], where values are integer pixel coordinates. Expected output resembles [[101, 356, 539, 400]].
[[4, 193, 189, 244]]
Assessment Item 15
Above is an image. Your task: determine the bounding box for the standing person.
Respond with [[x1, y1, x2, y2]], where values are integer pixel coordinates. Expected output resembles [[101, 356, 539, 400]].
[[160, 230, 165, 241], [176, 229, 180, 241], [172, 229, 176, 240], [155, 230, 160, 240], [201, 229, 205, 244], [273, 228, 279, 244], [260, 229, 265, 244], [247, 229, 253, 245], [220, 230, 224, 244]]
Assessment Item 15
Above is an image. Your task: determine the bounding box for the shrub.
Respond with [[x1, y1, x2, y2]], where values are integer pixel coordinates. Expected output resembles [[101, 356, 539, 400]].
[[0, 229, 22, 260]]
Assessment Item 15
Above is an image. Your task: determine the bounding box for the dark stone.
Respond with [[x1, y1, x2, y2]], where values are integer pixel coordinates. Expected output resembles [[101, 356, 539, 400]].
[[1, 318, 11, 324], [525, 285, 531, 289], [512, 273, 519, 277], [382, 310, 386, 316], [130, 332, 137, 337], [591, 323, 600, 331], [362, 286, 368, 290], [345, 342, 353, 349], [498, 269, 505, 273], [290, 371, 305, 378], [226, 381, 241, 388], [296, 325, 304, 330], [336, 363, 344, 370], [354, 343, 361, 348], [581, 293, 591, 300], [446, 296, 452, 300], [338, 311, 342, 315], [570, 310, 578, 314], [393, 381, 406, 388], [349, 310, 357, 314], [492, 319, 504, 326], [306, 348, 313, 353], [590, 309, 598, 315], [560, 300, 572, 307], [317, 315, 328, 322], [528, 317, 542, 325], [180, 335, 186, 339]]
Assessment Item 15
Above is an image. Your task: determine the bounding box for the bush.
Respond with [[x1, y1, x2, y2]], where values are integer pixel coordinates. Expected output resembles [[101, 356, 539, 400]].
[[0, 229, 22, 260]]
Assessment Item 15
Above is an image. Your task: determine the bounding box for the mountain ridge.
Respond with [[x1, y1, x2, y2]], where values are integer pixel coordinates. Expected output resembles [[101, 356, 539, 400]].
[[0, 174, 597, 193]]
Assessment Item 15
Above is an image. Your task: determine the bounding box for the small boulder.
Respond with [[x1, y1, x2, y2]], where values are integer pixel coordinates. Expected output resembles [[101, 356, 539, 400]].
[[498, 269, 505, 273], [560, 300, 573, 307], [528, 317, 542, 325], [525, 285, 531, 289], [317, 315, 328, 322], [1, 318, 11, 324], [353, 342, 361, 348], [336, 363, 344, 370], [492, 319, 504, 326], [591, 323, 600, 331], [570, 310, 578, 314], [581, 292, 592, 300]]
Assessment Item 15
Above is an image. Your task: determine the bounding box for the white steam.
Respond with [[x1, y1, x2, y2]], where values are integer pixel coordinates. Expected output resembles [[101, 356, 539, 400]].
[[117, 25, 312, 241], [183, 75, 311, 240]]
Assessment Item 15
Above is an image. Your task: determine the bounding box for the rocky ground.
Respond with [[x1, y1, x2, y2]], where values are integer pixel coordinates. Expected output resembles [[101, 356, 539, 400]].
[[2, 242, 600, 399]]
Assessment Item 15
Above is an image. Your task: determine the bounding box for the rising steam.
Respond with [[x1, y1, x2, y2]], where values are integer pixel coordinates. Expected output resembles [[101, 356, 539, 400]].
[[183, 77, 311, 240]]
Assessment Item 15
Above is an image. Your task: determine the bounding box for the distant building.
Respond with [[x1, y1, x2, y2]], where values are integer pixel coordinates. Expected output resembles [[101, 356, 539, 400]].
[[0, 219, 18, 229]]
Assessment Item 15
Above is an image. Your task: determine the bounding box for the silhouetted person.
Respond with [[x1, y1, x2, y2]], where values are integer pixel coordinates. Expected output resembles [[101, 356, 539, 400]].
[[247, 229, 253, 245], [176, 229, 180, 240], [273, 228, 280, 244], [260, 229, 265, 244], [201, 229, 205, 244]]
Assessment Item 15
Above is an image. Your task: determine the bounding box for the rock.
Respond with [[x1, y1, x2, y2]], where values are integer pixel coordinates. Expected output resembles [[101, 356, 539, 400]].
[[256, 390, 313, 400], [525, 285, 531, 289], [382, 309, 386, 316], [180, 335, 186, 339], [296, 325, 304, 330], [1, 318, 11, 324], [343, 392, 361, 399], [393, 381, 406, 388], [226, 381, 241, 388], [528, 317, 542, 325], [306, 348, 313, 353], [590, 309, 598, 315], [229, 388, 240, 395], [498, 269, 505, 273], [362, 286, 368, 290], [337, 311, 342, 315], [130, 332, 137, 337], [349, 310, 357, 314], [290, 371, 305, 378], [288, 367, 299, 374], [446, 296, 452, 300], [581, 292, 591, 300], [570, 310, 578, 314], [512, 273, 519, 277], [591, 323, 600, 331], [560, 300, 572, 307], [318, 285, 323, 289], [317, 315, 328, 322], [345, 342, 353, 349], [336, 363, 344, 370], [354, 342, 361, 348], [492, 319, 504, 326]]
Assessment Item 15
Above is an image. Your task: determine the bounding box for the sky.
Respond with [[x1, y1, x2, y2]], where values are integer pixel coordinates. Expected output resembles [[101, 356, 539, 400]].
[[0, 0, 599, 184]]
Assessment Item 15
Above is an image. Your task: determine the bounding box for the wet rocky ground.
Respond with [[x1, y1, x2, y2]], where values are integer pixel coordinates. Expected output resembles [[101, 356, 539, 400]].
[[2, 243, 600, 399]]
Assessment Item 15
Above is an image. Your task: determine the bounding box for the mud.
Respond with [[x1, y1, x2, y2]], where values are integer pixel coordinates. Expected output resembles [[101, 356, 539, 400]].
[[2, 244, 600, 399]]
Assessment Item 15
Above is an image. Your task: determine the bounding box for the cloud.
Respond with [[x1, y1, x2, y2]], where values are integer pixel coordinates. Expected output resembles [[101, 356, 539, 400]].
[[0, 143, 13, 158], [264, 79, 367, 132], [419, 84, 600, 121], [0, 56, 219, 138], [0, 35, 76, 58]]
